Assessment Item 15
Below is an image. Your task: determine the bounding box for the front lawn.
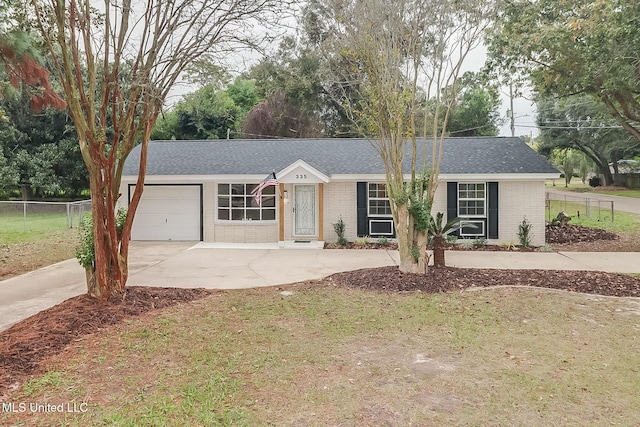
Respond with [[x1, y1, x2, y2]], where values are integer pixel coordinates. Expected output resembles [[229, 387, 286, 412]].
[[0, 214, 77, 279], [4, 284, 640, 426], [547, 200, 640, 235]]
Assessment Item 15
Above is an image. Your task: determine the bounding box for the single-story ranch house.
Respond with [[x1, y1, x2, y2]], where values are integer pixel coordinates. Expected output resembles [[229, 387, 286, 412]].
[[119, 137, 559, 246]]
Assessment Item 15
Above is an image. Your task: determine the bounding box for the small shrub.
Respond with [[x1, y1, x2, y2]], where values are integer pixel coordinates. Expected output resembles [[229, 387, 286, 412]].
[[589, 176, 601, 187], [460, 239, 475, 249], [355, 236, 369, 247], [474, 237, 487, 247], [445, 234, 458, 244], [518, 217, 533, 247], [377, 236, 390, 246], [76, 209, 127, 270], [499, 240, 517, 251], [332, 217, 348, 246], [539, 244, 553, 252]]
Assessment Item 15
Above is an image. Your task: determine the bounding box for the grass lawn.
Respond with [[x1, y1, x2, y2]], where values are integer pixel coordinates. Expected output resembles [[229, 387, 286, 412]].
[[0, 213, 70, 245], [4, 284, 640, 426], [546, 179, 640, 199], [0, 213, 78, 279], [547, 200, 640, 235]]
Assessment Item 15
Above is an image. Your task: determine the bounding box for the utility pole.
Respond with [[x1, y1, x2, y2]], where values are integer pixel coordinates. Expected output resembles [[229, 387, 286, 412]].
[[509, 83, 515, 137]]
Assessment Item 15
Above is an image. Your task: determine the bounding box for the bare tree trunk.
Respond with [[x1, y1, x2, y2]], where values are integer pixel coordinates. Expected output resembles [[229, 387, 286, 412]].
[[599, 163, 614, 186], [85, 267, 99, 298], [432, 236, 446, 267], [396, 204, 429, 273]]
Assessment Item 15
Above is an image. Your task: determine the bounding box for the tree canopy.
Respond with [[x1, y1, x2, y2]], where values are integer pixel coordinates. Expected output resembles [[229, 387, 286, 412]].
[[152, 78, 259, 140], [487, 0, 640, 143], [536, 95, 639, 185]]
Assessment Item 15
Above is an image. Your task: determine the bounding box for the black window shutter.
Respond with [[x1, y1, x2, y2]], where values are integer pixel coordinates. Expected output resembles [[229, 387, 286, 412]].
[[356, 182, 368, 236], [488, 182, 499, 239], [446, 182, 458, 237]]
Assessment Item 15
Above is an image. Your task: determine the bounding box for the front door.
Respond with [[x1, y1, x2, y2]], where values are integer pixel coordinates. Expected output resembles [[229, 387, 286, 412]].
[[294, 184, 316, 236]]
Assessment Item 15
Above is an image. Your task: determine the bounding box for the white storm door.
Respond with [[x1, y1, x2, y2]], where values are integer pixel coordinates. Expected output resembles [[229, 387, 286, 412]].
[[294, 184, 316, 236]]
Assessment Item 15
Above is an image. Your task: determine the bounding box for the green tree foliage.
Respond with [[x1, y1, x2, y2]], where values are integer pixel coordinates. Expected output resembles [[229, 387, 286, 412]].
[[0, 87, 87, 198], [487, 0, 640, 144], [536, 95, 639, 185], [245, 37, 326, 138], [244, 0, 364, 138], [431, 72, 502, 137], [152, 78, 259, 140]]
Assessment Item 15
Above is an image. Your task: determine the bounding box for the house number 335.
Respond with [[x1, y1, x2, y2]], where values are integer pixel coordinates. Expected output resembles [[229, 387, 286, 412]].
[[295, 174, 307, 179]]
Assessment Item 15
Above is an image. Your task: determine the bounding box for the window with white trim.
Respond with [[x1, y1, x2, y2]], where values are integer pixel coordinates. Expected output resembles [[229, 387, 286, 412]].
[[217, 183, 276, 221], [368, 183, 392, 216], [458, 182, 485, 217]]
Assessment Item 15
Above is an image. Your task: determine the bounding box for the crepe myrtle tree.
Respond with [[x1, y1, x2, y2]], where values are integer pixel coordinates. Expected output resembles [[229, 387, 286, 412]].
[[29, 0, 290, 299], [325, 0, 496, 273]]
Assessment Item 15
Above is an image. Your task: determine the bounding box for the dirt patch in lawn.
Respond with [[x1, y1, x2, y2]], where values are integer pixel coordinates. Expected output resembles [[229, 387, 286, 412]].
[[0, 230, 77, 280], [0, 286, 211, 399]]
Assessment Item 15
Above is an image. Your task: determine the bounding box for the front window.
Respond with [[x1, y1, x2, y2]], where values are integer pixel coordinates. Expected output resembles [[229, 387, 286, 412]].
[[368, 183, 392, 216], [217, 183, 276, 221], [458, 182, 485, 217]]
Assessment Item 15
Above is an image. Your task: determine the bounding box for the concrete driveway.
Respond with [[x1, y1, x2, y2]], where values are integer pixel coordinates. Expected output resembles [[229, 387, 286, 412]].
[[1, 241, 639, 332], [0, 242, 398, 331]]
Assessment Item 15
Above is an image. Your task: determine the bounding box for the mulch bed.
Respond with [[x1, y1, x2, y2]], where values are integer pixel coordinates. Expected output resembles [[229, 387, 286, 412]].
[[0, 286, 211, 399], [546, 223, 619, 244], [328, 266, 640, 297]]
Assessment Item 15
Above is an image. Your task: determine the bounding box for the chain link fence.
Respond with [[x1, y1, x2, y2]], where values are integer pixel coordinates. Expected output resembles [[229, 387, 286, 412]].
[[545, 192, 614, 222], [0, 200, 92, 233]]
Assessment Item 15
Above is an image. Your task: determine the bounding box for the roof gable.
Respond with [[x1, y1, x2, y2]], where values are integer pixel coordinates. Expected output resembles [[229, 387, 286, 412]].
[[278, 159, 330, 183]]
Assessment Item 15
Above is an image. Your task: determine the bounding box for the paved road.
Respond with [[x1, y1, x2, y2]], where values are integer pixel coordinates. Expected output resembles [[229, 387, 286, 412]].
[[546, 188, 640, 215], [1, 242, 639, 332]]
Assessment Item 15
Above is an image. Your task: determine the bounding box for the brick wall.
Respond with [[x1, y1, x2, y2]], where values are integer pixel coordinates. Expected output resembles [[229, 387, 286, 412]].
[[498, 180, 546, 246], [323, 182, 358, 243]]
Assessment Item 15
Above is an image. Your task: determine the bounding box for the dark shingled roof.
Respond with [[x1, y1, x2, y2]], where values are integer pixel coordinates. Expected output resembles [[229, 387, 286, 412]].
[[123, 137, 559, 176]]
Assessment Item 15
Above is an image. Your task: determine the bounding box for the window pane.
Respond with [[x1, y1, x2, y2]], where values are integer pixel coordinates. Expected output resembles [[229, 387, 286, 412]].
[[231, 209, 244, 220], [263, 209, 276, 220], [263, 185, 276, 195], [218, 209, 229, 220], [218, 184, 229, 195], [369, 189, 377, 198], [218, 196, 229, 208], [248, 196, 259, 208], [232, 196, 245, 207], [262, 195, 276, 207], [246, 209, 260, 220], [246, 183, 258, 194], [231, 184, 244, 195]]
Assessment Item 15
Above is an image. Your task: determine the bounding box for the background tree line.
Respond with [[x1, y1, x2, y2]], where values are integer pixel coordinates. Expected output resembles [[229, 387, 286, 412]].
[[152, 1, 502, 141]]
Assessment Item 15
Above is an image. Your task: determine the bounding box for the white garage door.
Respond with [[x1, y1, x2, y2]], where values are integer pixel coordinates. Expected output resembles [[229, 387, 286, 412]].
[[130, 185, 202, 241]]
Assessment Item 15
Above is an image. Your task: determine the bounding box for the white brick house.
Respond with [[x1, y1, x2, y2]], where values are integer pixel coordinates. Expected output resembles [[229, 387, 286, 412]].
[[119, 137, 559, 246]]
